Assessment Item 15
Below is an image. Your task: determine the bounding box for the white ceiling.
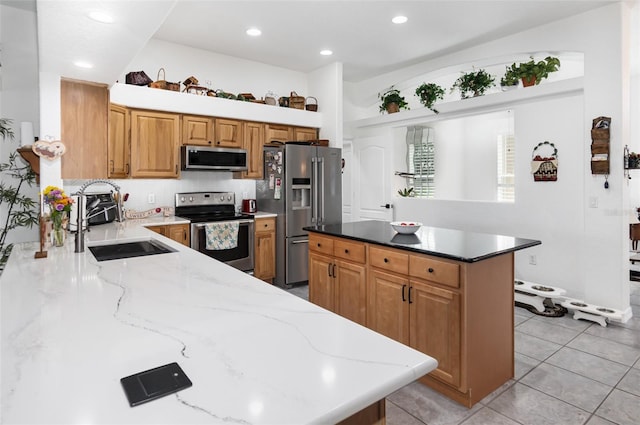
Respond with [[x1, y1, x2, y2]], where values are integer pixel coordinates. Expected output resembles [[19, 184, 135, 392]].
[[34, 0, 616, 85]]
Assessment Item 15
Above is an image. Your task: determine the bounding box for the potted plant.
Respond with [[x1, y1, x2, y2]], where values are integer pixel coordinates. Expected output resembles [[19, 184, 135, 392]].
[[0, 118, 39, 272], [510, 56, 561, 87], [500, 65, 520, 91], [451, 69, 495, 99], [397, 187, 415, 197], [378, 86, 409, 114], [415, 83, 445, 114]]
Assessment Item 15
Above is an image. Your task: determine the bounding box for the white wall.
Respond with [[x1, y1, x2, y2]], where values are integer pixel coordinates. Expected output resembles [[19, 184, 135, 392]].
[[0, 2, 40, 245], [347, 3, 635, 312]]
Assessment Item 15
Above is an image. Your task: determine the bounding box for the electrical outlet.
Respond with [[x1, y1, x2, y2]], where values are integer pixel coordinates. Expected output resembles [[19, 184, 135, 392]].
[[529, 255, 537, 265], [589, 197, 598, 208], [148, 193, 155, 204]]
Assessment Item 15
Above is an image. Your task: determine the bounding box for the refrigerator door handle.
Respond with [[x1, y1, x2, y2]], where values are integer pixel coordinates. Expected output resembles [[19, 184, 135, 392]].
[[291, 239, 309, 244], [318, 157, 325, 224], [311, 157, 318, 224]]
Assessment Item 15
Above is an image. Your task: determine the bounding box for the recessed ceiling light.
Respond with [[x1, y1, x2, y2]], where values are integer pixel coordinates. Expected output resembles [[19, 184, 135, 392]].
[[88, 11, 114, 24], [246, 28, 262, 36], [73, 61, 94, 69], [320, 50, 333, 56], [392, 15, 408, 24]]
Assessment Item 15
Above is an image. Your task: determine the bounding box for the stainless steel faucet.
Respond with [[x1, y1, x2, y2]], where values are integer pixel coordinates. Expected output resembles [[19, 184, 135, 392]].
[[74, 180, 124, 253]]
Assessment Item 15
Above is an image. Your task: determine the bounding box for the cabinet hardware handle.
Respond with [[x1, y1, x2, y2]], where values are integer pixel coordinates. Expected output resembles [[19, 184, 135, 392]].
[[408, 286, 413, 304], [125, 163, 130, 175], [345, 249, 349, 254], [332, 263, 336, 278], [327, 263, 332, 277], [110, 160, 114, 173], [264, 224, 268, 227], [317, 243, 321, 247], [208, 140, 212, 144], [384, 258, 389, 263], [402, 284, 406, 302], [428, 267, 434, 273], [175, 164, 178, 173], [183, 230, 187, 240]]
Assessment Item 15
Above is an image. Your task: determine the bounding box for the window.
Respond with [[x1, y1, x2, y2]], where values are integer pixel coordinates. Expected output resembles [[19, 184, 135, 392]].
[[406, 126, 435, 198], [497, 133, 515, 202]]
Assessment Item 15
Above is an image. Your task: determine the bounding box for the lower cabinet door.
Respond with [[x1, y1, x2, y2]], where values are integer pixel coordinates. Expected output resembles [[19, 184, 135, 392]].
[[309, 252, 334, 312], [368, 269, 410, 345], [334, 259, 366, 326], [409, 280, 462, 388]]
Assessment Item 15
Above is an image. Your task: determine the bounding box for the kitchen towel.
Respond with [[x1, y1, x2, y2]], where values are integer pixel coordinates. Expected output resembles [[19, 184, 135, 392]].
[[205, 222, 239, 250]]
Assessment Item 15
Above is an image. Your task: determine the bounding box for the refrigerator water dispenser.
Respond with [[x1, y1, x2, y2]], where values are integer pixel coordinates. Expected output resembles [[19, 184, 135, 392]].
[[291, 178, 311, 209]]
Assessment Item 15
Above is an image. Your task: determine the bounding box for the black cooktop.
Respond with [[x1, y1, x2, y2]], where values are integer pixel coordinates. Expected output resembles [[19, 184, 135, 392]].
[[177, 212, 253, 223]]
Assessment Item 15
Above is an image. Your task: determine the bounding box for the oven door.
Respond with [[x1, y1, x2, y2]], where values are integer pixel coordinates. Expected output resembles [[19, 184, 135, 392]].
[[191, 219, 254, 272]]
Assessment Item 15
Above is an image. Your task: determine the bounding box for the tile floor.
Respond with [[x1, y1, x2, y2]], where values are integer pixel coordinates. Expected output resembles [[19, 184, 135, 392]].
[[286, 281, 640, 425]]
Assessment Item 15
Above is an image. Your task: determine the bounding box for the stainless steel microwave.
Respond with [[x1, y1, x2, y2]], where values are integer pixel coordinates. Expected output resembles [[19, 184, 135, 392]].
[[181, 146, 248, 171]]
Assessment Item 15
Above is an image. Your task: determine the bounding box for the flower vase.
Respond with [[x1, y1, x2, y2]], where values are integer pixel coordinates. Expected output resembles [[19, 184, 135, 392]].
[[51, 211, 67, 247]]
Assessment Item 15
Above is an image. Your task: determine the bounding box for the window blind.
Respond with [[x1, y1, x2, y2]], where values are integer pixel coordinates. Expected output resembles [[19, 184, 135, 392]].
[[406, 126, 435, 198]]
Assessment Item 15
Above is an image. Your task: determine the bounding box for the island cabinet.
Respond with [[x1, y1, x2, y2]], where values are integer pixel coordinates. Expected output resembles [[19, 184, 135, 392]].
[[130, 110, 180, 178], [182, 114, 214, 146], [254, 216, 276, 283], [308, 234, 367, 326], [108, 103, 130, 179], [146, 223, 190, 247], [214, 118, 243, 148], [308, 228, 520, 408]]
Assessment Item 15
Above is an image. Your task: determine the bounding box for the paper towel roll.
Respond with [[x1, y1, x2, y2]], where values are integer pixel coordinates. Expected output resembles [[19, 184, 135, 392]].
[[20, 122, 34, 147]]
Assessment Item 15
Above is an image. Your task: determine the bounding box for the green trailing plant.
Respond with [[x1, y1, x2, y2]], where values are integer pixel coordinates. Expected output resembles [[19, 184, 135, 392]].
[[415, 83, 445, 114], [451, 69, 495, 99], [397, 187, 414, 197], [500, 65, 520, 88], [378, 86, 409, 114], [510, 56, 561, 86], [0, 118, 39, 271]]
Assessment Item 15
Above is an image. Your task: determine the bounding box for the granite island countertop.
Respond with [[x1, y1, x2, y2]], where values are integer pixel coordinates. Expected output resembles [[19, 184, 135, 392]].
[[0, 218, 436, 424], [304, 220, 541, 262]]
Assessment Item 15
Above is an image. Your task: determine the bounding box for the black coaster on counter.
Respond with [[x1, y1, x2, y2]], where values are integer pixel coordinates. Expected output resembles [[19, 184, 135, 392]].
[[121, 362, 192, 407]]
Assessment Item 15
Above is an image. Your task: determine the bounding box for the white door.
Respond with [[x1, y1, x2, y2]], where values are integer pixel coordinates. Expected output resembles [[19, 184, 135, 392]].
[[352, 133, 394, 222]]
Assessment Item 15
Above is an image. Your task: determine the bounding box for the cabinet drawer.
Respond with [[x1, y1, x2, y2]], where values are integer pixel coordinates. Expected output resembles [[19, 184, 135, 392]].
[[309, 234, 334, 256], [409, 255, 460, 288], [256, 217, 275, 232], [370, 246, 409, 275], [334, 239, 366, 263]]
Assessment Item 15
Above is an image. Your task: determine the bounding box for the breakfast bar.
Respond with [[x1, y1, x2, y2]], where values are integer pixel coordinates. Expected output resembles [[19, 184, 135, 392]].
[[305, 220, 541, 407], [0, 218, 437, 424]]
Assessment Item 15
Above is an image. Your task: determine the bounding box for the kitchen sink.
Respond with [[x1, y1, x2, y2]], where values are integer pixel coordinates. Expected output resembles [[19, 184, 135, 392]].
[[89, 239, 177, 262]]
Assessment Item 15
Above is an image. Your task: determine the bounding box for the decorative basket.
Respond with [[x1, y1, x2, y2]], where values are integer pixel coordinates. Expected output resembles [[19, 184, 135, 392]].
[[531, 141, 558, 182], [305, 96, 318, 112], [125, 71, 152, 86], [148, 68, 180, 91], [289, 91, 305, 109]]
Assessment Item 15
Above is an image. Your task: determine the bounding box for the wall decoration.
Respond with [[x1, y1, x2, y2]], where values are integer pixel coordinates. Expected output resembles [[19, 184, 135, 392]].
[[32, 139, 66, 161], [531, 141, 558, 181], [124, 207, 174, 220], [590, 116, 610, 176]]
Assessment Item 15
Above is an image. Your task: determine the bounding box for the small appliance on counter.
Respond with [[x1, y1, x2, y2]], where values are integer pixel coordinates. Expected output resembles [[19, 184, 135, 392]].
[[242, 199, 257, 213], [69, 192, 118, 231]]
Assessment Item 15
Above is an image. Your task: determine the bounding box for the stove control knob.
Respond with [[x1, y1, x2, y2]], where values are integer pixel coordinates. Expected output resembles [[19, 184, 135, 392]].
[[219, 195, 225, 201], [180, 196, 185, 203], [227, 195, 232, 201], [189, 196, 194, 202]]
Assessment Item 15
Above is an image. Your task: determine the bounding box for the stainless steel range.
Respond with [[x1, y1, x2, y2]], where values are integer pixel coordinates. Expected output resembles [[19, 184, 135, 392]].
[[175, 192, 254, 272]]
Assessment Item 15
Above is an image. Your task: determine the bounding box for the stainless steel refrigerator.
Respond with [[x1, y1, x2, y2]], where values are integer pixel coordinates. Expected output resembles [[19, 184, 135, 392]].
[[257, 144, 342, 288]]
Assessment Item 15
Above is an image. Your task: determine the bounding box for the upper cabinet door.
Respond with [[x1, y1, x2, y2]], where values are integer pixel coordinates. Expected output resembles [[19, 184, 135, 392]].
[[61, 79, 109, 179], [265, 124, 293, 145], [130, 110, 180, 178], [214, 118, 243, 148], [241, 121, 265, 179], [108, 104, 130, 179], [293, 127, 318, 142], [182, 115, 214, 146]]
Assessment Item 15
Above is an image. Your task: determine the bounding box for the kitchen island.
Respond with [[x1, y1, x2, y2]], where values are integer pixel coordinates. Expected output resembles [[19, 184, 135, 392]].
[[305, 220, 541, 407], [0, 218, 437, 424]]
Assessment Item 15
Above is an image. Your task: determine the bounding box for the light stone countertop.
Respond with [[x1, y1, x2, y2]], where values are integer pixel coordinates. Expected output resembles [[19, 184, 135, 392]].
[[0, 219, 436, 424]]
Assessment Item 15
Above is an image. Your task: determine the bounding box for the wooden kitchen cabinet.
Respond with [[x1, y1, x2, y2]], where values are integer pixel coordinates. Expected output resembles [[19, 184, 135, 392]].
[[130, 109, 180, 178], [214, 118, 243, 148], [61, 79, 109, 179], [146, 223, 190, 247], [293, 126, 318, 142], [254, 216, 276, 283], [308, 232, 514, 408], [108, 103, 130, 179], [308, 234, 367, 326], [241, 121, 265, 179], [265, 124, 294, 144], [182, 115, 214, 146]]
